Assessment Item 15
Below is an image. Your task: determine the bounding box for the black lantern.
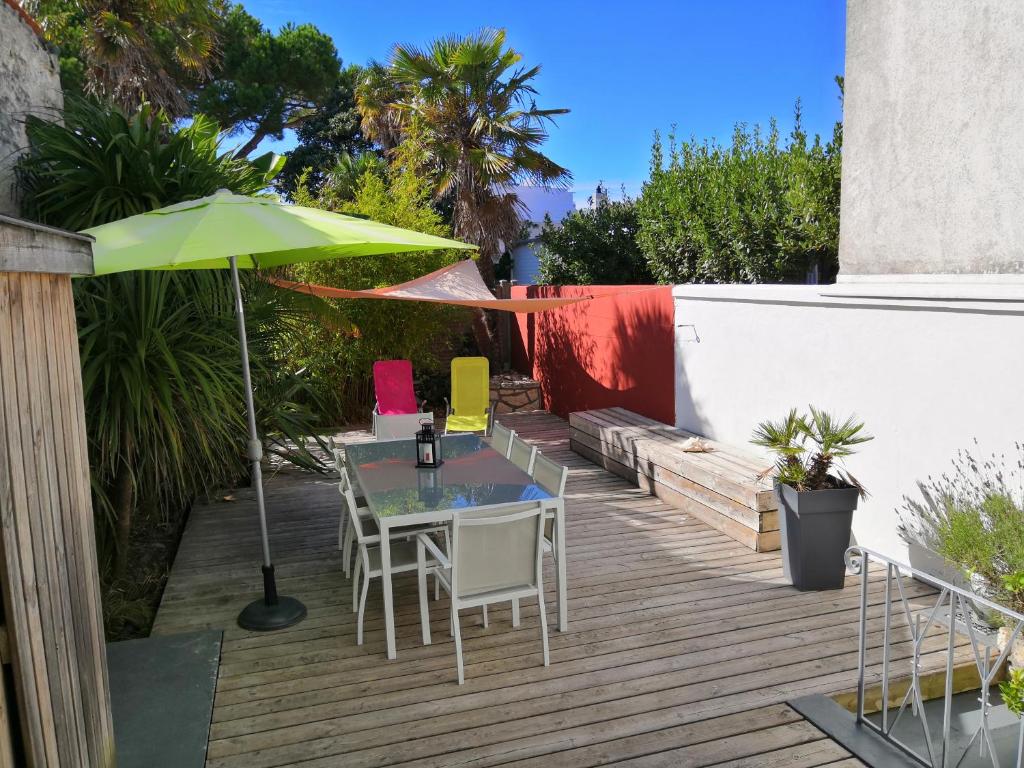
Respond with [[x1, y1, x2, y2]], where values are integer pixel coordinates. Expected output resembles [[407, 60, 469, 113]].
[[415, 419, 443, 468]]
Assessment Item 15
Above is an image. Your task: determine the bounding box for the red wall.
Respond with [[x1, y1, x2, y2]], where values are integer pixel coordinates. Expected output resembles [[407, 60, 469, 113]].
[[511, 285, 675, 425]]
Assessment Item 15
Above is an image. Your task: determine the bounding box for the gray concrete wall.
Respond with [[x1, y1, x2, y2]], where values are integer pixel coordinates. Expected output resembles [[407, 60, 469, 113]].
[[839, 0, 1024, 278], [0, 2, 63, 217]]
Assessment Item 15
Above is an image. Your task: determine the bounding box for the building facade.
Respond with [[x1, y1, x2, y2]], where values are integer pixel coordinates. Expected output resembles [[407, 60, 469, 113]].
[[508, 185, 576, 285]]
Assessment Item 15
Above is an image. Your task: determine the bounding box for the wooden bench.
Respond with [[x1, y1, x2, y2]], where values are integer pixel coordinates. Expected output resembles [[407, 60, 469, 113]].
[[569, 408, 780, 552]]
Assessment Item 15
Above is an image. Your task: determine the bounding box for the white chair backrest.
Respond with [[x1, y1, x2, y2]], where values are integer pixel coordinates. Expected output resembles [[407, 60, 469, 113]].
[[328, 437, 345, 473], [490, 422, 515, 458], [334, 452, 347, 476], [532, 452, 568, 497], [509, 436, 537, 475], [338, 468, 368, 542], [375, 412, 428, 441], [338, 464, 354, 493], [451, 502, 544, 598]]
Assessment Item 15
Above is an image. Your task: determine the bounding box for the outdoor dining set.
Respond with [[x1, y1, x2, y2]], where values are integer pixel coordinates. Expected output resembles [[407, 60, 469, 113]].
[[331, 356, 569, 684]]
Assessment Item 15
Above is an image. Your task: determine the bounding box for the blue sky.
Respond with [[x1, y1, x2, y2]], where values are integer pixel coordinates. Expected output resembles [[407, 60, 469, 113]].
[[245, 0, 846, 206]]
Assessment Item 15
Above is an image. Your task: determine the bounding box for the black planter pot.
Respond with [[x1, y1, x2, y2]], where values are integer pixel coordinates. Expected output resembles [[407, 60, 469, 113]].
[[776, 482, 860, 591]]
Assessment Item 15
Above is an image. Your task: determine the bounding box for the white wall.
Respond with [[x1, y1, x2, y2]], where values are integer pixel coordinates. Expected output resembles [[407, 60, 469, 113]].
[[673, 285, 1024, 561]]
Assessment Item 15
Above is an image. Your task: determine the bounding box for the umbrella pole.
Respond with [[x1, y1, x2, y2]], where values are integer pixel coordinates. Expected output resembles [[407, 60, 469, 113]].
[[231, 256, 307, 631]]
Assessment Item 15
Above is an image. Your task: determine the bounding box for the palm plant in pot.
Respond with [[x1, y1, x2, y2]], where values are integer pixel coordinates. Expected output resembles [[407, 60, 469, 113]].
[[752, 407, 873, 591]]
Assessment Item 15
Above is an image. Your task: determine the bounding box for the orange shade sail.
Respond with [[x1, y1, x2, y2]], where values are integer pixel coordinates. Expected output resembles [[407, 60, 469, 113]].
[[268, 259, 592, 313]]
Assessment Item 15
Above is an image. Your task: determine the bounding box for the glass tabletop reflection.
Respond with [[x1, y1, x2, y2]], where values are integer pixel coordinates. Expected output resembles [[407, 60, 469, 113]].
[[345, 434, 551, 520]]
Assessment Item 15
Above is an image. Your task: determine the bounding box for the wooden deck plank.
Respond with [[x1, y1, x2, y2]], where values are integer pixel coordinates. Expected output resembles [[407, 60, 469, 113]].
[[153, 411, 950, 768]]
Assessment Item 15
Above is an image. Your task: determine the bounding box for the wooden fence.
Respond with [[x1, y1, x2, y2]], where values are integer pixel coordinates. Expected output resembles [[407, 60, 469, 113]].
[[0, 216, 114, 766]]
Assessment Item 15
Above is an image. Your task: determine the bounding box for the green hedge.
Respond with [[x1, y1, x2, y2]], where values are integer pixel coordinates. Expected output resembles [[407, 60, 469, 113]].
[[637, 102, 842, 284], [288, 144, 472, 425]]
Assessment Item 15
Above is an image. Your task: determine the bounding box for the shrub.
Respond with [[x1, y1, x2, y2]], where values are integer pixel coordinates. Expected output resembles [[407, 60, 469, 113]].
[[286, 140, 471, 424], [1002, 667, 1024, 717], [637, 94, 842, 284], [536, 196, 652, 285]]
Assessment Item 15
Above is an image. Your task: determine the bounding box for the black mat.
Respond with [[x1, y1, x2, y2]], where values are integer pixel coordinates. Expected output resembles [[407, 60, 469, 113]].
[[107, 630, 222, 768], [788, 694, 922, 768], [791, 690, 1023, 767]]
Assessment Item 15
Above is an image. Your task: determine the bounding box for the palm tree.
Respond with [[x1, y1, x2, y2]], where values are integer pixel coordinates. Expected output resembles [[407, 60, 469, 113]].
[[35, 0, 219, 116], [356, 29, 571, 288]]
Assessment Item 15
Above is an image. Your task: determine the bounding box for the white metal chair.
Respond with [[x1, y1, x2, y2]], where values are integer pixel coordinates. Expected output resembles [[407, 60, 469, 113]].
[[340, 475, 441, 645], [532, 451, 568, 550], [532, 451, 569, 625], [329, 438, 366, 495], [371, 359, 431, 440], [532, 451, 568, 498], [336, 461, 371, 577], [336, 465, 449, 580], [489, 422, 515, 458], [417, 501, 549, 684], [509, 435, 537, 475], [374, 413, 429, 441]]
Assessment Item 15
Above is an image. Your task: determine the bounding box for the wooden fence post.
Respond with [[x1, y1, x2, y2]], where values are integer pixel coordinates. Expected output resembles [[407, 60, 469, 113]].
[[496, 280, 512, 372], [0, 215, 115, 767]]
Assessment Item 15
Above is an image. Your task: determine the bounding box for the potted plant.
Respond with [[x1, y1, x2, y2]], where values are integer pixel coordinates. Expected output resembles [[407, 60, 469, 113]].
[[898, 446, 1024, 662], [752, 407, 873, 591]]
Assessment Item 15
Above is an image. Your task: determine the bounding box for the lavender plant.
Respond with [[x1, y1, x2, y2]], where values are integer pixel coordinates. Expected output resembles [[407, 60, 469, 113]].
[[899, 443, 1024, 615]]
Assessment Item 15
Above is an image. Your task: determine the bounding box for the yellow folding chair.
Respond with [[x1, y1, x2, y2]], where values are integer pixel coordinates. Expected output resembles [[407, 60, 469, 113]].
[[444, 357, 494, 435]]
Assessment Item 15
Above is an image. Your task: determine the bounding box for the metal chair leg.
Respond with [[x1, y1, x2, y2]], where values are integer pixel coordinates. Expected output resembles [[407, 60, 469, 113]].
[[351, 556, 362, 612], [537, 590, 550, 667], [356, 574, 369, 645], [418, 542, 431, 646], [453, 605, 464, 684], [342, 525, 354, 578]]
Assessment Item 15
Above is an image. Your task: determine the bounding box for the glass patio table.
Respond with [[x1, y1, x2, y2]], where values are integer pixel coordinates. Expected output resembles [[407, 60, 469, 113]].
[[345, 434, 568, 660]]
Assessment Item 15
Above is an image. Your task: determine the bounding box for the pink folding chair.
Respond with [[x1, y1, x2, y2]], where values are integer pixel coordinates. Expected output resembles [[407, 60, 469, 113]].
[[374, 360, 419, 415], [372, 360, 430, 440]]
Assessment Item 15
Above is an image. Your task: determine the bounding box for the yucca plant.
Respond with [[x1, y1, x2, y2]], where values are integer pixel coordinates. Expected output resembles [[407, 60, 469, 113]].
[[19, 98, 283, 229], [78, 270, 246, 574], [752, 406, 872, 493], [19, 99, 326, 581]]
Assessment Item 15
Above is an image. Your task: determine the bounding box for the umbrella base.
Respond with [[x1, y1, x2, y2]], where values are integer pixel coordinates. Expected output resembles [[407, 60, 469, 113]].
[[237, 595, 307, 631], [238, 566, 306, 631]]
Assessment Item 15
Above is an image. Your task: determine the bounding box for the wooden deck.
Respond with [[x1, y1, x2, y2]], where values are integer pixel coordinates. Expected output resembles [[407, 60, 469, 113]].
[[153, 411, 954, 768]]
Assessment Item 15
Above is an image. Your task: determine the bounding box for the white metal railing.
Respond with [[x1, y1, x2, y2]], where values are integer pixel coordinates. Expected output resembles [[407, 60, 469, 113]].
[[845, 546, 1024, 768]]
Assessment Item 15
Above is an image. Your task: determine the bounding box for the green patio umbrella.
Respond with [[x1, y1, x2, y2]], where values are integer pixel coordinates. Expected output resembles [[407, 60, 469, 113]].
[[83, 190, 476, 631]]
